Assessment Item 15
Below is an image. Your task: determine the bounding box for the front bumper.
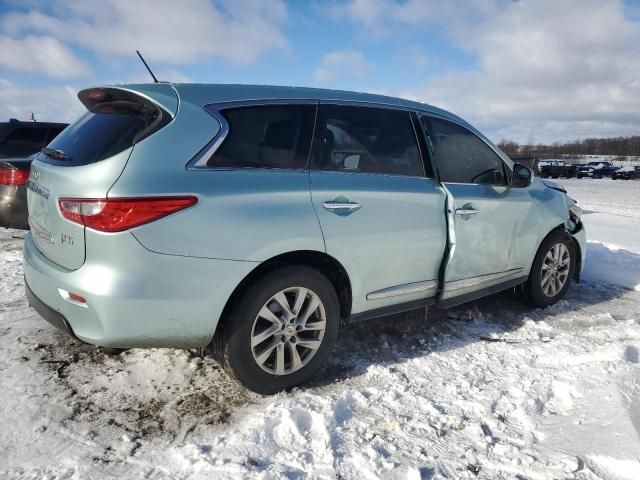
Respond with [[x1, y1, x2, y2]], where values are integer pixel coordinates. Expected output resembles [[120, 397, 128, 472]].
[[23, 231, 257, 348], [572, 221, 587, 278]]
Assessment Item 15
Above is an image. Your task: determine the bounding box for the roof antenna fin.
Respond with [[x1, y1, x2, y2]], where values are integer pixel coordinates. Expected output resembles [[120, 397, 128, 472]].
[[136, 50, 158, 83]]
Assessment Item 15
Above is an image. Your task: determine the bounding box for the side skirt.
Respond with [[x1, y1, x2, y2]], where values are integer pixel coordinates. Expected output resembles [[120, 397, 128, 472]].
[[347, 276, 528, 323], [349, 297, 436, 323], [437, 276, 528, 308]]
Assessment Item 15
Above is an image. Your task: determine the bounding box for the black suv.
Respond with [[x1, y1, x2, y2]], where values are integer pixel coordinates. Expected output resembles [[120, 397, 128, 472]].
[[538, 160, 576, 178], [0, 120, 67, 159], [576, 161, 617, 179], [0, 120, 68, 229]]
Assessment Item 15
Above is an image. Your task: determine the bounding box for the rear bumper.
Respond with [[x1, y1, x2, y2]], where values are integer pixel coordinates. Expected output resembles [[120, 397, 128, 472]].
[[25, 281, 80, 340], [23, 231, 257, 348]]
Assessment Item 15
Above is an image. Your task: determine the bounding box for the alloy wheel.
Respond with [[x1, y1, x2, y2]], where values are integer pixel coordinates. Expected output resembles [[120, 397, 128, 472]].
[[250, 287, 326, 375], [540, 243, 571, 297]]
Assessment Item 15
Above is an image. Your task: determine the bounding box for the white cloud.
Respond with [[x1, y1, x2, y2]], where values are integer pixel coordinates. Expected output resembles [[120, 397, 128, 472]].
[[0, 35, 91, 78], [0, 78, 84, 123], [312, 50, 371, 84], [1, 0, 288, 66], [322, 0, 498, 36], [327, 0, 640, 143], [407, 0, 640, 142]]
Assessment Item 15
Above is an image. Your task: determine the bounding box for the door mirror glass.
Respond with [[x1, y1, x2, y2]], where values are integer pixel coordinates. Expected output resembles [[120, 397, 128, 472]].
[[512, 163, 532, 187]]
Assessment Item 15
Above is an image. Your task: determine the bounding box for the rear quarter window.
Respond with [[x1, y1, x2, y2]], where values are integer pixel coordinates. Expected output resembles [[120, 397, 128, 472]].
[[207, 105, 316, 169]]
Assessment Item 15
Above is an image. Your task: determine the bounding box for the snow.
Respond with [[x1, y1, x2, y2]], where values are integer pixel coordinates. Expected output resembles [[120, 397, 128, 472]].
[[1, 179, 640, 479]]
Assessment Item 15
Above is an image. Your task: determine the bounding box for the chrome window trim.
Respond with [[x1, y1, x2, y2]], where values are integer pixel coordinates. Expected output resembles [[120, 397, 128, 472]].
[[188, 99, 318, 170], [445, 268, 524, 291], [366, 279, 438, 300], [442, 182, 510, 187], [314, 101, 429, 178], [187, 98, 442, 173], [312, 169, 431, 180]]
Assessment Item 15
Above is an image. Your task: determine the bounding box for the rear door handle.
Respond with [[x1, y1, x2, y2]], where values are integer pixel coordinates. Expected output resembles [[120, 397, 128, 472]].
[[323, 199, 361, 215]]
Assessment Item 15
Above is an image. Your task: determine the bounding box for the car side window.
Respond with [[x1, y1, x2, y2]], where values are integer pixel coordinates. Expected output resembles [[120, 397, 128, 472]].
[[312, 105, 425, 177], [423, 116, 507, 185], [208, 105, 315, 169]]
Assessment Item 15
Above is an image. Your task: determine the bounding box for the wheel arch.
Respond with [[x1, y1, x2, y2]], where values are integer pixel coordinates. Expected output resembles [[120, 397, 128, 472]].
[[214, 250, 353, 339], [530, 223, 581, 281]]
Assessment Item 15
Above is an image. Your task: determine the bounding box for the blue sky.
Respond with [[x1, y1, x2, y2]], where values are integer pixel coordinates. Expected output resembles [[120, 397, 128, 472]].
[[1, 0, 640, 143]]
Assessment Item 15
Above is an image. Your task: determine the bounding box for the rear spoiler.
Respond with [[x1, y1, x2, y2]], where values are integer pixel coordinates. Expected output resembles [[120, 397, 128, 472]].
[[78, 84, 178, 117]]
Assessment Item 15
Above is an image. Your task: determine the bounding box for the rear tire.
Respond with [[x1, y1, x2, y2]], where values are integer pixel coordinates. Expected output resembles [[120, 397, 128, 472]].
[[215, 266, 340, 394], [527, 230, 576, 308]]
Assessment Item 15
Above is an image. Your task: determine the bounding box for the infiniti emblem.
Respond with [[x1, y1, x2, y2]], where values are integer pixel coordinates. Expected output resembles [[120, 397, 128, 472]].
[[31, 167, 40, 181]]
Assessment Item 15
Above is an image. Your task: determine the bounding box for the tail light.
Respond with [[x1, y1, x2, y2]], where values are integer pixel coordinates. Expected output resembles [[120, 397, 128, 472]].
[[58, 196, 197, 232], [0, 169, 29, 185]]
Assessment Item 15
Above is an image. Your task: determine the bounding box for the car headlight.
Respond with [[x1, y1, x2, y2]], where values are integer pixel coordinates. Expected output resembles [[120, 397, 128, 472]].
[[569, 203, 582, 223]]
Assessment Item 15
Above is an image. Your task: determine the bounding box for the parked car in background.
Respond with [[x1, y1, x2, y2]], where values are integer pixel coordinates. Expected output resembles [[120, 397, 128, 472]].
[[0, 120, 67, 159], [23, 84, 586, 394], [1, 154, 35, 230], [612, 165, 640, 180], [576, 161, 616, 179], [538, 160, 576, 178], [0, 120, 67, 229]]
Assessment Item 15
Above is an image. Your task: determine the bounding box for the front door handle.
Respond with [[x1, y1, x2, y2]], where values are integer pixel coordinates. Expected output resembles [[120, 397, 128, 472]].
[[455, 207, 479, 216], [323, 199, 361, 215]]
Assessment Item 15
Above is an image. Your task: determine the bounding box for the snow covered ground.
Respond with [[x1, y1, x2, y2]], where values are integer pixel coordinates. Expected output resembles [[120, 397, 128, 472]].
[[1, 178, 639, 479]]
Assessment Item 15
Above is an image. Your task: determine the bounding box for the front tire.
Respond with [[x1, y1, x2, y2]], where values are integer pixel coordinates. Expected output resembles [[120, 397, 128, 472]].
[[216, 266, 340, 394], [527, 230, 576, 308]]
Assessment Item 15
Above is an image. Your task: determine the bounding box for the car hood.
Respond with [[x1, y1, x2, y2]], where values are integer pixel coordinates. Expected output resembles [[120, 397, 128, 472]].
[[541, 179, 567, 193]]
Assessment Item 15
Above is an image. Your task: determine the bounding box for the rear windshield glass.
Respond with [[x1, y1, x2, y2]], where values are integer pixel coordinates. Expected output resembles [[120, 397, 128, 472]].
[[0, 125, 49, 158], [40, 89, 170, 166]]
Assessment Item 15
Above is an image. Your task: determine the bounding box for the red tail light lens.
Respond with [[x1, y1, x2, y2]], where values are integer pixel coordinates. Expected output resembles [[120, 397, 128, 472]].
[[0, 169, 29, 185], [58, 196, 197, 232]]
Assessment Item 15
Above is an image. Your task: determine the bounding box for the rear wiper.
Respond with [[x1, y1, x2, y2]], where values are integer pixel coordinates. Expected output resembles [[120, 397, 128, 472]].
[[41, 147, 72, 161]]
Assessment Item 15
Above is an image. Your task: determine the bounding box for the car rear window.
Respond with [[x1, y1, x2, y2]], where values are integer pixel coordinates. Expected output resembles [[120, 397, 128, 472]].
[[0, 126, 49, 158], [39, 88, 170, 166]]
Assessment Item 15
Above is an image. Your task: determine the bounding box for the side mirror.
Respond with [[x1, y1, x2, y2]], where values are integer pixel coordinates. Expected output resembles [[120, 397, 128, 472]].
[[512, 163, 532, 188]]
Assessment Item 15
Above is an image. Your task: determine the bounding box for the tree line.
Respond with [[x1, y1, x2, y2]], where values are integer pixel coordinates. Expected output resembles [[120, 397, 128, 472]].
[[497, 135, 640, 159]]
